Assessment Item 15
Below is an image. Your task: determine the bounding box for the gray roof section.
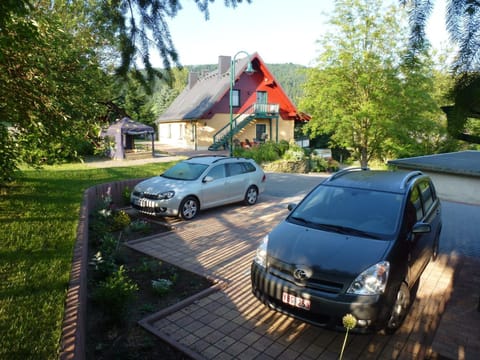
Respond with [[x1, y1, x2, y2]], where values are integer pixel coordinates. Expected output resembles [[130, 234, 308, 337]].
[[157, 55, 253, 122], [389, 151, 480, 177]]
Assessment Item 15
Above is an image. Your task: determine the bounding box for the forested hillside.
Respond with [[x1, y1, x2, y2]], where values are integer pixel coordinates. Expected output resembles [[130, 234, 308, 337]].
[[183, 63, 307, 103]]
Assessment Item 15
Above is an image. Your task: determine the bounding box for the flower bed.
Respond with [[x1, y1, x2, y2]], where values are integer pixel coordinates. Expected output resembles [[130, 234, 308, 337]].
[[60, 180, 212, 360]]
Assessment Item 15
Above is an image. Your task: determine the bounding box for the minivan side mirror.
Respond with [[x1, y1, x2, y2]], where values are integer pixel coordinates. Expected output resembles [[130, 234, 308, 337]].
[[287, 203, 297, 211], [412, 222, 431, 234]]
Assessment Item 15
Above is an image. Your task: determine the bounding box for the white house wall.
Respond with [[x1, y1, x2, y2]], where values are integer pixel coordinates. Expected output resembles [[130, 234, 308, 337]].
[[158, 115, 296, 150]]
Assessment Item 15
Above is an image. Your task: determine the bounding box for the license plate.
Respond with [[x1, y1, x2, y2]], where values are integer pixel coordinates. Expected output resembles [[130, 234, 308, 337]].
[[282, 292, 311, 310]]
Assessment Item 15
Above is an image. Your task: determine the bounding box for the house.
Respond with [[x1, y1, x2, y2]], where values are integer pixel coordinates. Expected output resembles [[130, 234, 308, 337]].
[[155, 53, 310, 151]]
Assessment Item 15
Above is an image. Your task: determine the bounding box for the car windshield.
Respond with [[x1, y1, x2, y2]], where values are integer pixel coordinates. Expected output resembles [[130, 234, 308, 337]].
[[288, 185, 403, 238], [161, 162, 209, 180]]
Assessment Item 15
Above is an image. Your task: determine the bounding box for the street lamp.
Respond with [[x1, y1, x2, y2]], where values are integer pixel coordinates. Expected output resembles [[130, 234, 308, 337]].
[[229, 51, 254, 157]]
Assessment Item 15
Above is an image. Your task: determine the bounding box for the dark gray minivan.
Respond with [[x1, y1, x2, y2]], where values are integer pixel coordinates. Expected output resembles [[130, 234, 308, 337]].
[[251, 168, 442, 333]]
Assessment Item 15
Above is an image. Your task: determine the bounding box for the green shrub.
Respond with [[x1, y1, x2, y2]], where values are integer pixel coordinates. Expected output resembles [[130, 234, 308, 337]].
[[122, 186, 132, 206], [283, 147, 306, 161], [151, 278, 173, 296], [309, 156, 340, 173], [276, 140, 290, 156], [127, 219, 152, 234], [99, 233, 119, 255], [262, 159, 309, 173], [89, 216, 111, 245], [89, 251, 118, 279], [89, 233, 120, 278], [92, 265, 138, 320], [137, 257, 162, 273], [111, 210, 131, 231]]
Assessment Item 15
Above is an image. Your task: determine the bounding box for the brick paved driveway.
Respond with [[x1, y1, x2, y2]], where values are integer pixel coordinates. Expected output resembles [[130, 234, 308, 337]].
[[128, 190, 479, 360]]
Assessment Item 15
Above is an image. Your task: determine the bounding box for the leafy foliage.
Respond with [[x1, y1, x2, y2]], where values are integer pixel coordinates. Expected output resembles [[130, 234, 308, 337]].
[[0, 2, 112, 183], [402, 0, 480, 141], [92, 265, 139, 320], [268, 63, 308, 102], [300, 0, 445, 167], [97, 0, 252, 83], [0, 1, 253, 185]]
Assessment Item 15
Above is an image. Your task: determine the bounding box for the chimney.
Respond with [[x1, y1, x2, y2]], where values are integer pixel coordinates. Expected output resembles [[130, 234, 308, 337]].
[[188, 72, 199, 89], [218, 56, 231, 76]]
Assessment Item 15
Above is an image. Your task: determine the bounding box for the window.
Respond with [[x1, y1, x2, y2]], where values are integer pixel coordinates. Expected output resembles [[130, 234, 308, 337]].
[[206, 165, 226, 181], [243, 162, 256, 173], [419, 181, 434, 213], [225, 162, 256, 177], [290, 186, 402, 237], [232, 90, 240, 107], [179, 124, 185, 140], [256, 124, 267, 141], [162, 162, 209, 180], [409, 187, 423, 221], [227, 163, 245, 177], [256, 91, 267, 104]]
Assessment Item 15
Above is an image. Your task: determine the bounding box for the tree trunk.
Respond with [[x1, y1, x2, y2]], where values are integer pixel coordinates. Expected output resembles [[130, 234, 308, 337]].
[[360, 147, 368, 168]]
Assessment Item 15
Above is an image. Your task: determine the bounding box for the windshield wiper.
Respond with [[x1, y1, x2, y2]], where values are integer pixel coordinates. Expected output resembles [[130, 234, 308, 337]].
[[290, 216, 315, 226], [317, 223, 380, 239]]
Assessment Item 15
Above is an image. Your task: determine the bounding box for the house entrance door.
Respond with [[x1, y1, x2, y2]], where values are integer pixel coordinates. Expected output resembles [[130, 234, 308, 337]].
[[256, 124, 267, 143]]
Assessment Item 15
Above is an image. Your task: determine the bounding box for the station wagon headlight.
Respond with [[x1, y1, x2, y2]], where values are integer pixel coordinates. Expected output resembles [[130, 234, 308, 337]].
[[156, 191, 175, 200], [347, 261, 390, 295], [254, 235, 269, 269]]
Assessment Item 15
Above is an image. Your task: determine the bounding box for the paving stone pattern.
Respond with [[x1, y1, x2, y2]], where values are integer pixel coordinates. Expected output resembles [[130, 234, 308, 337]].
[[129, 195, 480, 360]]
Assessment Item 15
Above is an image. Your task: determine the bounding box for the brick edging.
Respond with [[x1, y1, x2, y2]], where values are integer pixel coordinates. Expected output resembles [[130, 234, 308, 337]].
[[59, 179, 143, 360]]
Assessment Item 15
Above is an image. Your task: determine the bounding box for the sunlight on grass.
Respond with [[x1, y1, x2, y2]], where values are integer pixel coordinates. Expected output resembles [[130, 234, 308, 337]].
[[0, 161, 176, 359]]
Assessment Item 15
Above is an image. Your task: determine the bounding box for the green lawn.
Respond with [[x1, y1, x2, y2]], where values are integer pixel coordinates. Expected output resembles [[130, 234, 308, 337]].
[[0, 161, 176, 359]]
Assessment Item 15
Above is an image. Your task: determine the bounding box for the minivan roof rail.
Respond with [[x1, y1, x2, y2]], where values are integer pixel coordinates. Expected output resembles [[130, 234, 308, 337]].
[[326, 167, 369, 182], [400, 170, 423, 189]]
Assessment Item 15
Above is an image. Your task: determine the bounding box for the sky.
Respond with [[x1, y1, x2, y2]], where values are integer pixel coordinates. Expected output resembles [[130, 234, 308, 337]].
[[153, 0, 450, 67]]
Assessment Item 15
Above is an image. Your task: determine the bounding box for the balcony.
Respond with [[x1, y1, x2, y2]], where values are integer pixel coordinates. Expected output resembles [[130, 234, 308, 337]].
[[253, 103, 279, 118]]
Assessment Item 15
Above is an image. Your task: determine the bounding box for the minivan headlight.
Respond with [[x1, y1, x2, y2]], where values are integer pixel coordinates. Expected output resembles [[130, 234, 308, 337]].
[[254, 235, 269, 269], [347, 261, 390, 295]]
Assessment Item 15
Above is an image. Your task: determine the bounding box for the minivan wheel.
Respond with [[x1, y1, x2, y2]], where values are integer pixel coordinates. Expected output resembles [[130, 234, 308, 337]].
[[244, 186, 258, 205], [179, 196, 199, 220], [385, 283, 410, 334]]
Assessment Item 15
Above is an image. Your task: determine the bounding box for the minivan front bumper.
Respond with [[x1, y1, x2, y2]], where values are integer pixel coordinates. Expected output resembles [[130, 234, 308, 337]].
[[250, 262, 392, 332]]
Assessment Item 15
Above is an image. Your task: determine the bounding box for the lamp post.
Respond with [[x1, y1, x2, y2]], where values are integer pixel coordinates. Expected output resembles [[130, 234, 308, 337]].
[[229, 51, 254, 157]]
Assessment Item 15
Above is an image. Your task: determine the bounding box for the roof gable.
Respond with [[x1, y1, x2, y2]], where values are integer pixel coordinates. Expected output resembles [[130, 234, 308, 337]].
[[157, 53, 308, 122]]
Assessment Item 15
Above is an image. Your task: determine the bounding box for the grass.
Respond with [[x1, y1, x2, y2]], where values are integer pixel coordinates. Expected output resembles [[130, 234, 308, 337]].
[[0, 161, 177, 359]]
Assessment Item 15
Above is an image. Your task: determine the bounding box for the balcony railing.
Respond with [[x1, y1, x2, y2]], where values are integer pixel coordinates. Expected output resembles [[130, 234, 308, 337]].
[[253, 103, 279, 117]]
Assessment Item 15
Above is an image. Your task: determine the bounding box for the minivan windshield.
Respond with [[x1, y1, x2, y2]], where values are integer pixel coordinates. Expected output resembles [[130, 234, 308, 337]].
[[162, 162, 209, 180], [289, 185, 403, 238]]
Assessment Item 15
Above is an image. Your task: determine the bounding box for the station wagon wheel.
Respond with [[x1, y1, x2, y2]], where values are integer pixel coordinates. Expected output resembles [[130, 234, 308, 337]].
[[244, 185, 258, 205], [179, 196, 199, 220], [385, 283, 411, 334]]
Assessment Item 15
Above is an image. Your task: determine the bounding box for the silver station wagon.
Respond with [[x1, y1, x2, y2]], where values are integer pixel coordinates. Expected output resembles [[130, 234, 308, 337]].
[[131, 155, 266, 220]]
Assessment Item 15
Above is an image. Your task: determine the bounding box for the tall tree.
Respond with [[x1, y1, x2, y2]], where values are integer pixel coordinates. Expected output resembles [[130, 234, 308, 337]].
[[0, 0, 251, 184], [401, 0, 480, 141], [95, 0, 251, 84], [0, 1, 111, 178], [300, 0, 440, 167]]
